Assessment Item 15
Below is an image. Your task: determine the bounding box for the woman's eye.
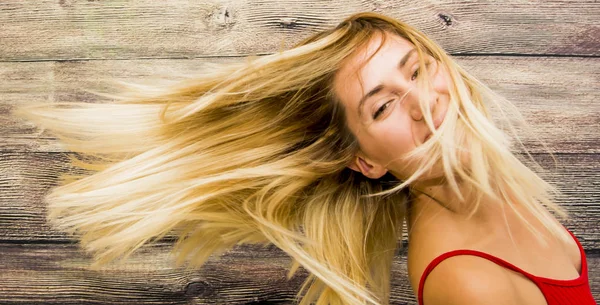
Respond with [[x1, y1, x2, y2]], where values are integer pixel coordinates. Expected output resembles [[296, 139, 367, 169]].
[[373, 100, 394, 119], [411, 68, 420, 81], [411, 61, 431, 81]]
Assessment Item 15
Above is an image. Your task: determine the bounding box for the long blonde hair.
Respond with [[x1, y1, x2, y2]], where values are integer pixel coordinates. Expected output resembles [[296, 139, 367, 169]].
[[12, 12, 569, 305]]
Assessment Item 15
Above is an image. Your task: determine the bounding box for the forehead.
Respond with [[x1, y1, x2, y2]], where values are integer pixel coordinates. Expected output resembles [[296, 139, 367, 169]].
[[333, 32, 415, 112]]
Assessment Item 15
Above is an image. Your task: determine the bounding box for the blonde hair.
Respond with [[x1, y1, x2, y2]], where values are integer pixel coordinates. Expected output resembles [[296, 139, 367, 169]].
[[12, 12, 569, 305]]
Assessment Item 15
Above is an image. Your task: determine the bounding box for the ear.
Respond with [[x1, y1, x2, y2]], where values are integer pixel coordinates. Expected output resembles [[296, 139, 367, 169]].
[[347, 154, 388, 179]]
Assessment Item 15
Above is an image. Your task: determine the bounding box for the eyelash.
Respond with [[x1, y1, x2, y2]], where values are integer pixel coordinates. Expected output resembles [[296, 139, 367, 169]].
[[372, 64, 426, 119], [410, 66, 421, 81], [373, 99, 393, 120]]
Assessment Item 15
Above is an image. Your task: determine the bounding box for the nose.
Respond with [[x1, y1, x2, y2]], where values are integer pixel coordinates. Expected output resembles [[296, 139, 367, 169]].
[[405, 89, 437, 122]]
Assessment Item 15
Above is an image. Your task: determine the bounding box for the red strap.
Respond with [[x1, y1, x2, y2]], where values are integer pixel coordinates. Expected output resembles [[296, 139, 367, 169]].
[[417, 226, 587, 305]]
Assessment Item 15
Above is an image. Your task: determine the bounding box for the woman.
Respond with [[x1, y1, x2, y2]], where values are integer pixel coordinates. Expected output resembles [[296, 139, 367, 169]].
[[12, 12, 596, 305]]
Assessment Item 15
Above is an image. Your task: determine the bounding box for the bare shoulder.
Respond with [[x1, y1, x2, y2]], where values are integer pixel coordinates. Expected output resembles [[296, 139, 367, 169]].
[[421, 255, 521, 305], [406, 204, 523, 305]]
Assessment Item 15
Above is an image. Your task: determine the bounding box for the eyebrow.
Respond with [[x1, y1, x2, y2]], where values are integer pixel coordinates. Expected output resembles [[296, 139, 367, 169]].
[[357, 48, 417, 118]]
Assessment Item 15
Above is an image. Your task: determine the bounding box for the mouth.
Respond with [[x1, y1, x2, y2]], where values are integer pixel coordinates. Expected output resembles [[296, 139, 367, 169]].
[[424, 108, 446, 143]]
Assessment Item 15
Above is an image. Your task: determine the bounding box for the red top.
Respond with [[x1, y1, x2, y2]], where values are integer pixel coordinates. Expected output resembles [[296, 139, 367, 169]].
[[417, 227, 597, 305]]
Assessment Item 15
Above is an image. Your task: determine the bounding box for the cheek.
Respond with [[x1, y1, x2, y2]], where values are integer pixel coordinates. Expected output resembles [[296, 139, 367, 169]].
[[381, 122, 415, 156], [432, 63, 451, 93], [361, 118, 415, 162]]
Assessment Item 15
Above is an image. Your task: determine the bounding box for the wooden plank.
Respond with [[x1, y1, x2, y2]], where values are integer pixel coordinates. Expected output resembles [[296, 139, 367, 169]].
[[2, 56, 599, 153], [0, 243, 597, 304], [0, 151, 599, 250], [0, 0, 598, 61], [0, 243, 305, 304]]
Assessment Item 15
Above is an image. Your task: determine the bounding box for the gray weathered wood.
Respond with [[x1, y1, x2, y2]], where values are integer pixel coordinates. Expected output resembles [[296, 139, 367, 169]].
[[0, 243, 597, 304], [2, 56, 599, 153], [0, 0, 598, 61]]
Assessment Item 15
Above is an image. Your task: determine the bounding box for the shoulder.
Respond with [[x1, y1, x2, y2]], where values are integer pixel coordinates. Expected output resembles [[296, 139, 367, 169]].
[[406, 206, 522, 305], [420, 254, 521, 305]]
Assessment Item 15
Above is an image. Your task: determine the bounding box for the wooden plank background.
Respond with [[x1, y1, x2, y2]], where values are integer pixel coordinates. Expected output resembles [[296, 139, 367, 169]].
[[1, 0, 598, 304]]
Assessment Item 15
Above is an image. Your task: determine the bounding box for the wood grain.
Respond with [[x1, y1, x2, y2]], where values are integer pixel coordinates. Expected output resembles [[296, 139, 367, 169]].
[[2, 56, 599, 153], [1, 1, 599, 303], [0, 151, 598, 250], [0, 243, 597, 304], [0, 0, 598, 61]]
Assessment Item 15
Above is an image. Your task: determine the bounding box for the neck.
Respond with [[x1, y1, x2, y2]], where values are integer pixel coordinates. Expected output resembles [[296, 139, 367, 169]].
[[408, 181, 508, 224]]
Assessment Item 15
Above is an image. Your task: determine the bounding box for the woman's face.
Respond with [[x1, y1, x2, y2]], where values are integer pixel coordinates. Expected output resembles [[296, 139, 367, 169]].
[[333, 32, 453, 181]]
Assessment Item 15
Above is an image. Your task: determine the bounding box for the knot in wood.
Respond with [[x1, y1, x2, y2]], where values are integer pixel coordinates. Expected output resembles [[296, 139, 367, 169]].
[[279, 18, 298, 29], [185, 280, 210, 297], [438, 13, 454, 27]]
